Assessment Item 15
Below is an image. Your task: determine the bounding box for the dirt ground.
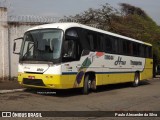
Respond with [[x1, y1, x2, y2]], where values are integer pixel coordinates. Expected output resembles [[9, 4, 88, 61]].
[[0, 80, 24, 90]]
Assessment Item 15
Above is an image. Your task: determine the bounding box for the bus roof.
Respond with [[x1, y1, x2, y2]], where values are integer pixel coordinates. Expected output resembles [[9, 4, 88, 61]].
[[27, 22, 152, 46]]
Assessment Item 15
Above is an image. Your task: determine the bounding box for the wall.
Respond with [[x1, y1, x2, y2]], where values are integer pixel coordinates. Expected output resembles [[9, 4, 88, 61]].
[[0, 7, 54, 81], [8, 23, 38, 78], [0, 7, 9, 81]]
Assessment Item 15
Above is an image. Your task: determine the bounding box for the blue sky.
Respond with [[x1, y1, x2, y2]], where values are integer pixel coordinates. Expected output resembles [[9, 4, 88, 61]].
[[4, 0, 160, 25]]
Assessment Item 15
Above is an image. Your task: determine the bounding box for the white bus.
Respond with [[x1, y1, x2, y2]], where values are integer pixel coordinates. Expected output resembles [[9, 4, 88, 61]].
[[13, 22, 153, 94]]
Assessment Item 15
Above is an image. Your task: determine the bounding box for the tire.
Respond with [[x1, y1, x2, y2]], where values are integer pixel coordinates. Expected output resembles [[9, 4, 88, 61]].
[[133, 73, 140, 87], [91, 80, 96, 91], [82, 75, 91, 94]]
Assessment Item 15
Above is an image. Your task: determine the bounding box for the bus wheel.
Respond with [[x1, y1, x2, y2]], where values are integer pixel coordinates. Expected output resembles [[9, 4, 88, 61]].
[[91, 79, 96, 91], [82, 75, 91, 94], [133, 73, 140, 87]]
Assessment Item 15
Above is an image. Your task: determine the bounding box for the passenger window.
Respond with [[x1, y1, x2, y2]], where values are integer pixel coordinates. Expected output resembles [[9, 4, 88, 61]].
[[140, 45, 145, 57], [105, 36, 112, 52], [122, 40, 127, 54], [87, 32, 100, 51], [133, 43, 138, 56], [66, 30, 78, 38], [87, 34, 94, 50], [64, 28, 82, 61], [145, 46, 152, 58], [99, 35, 105, 52], [114, 39, 119, 53], [148, 47, 152, 58], [123, 40, 131, 55]]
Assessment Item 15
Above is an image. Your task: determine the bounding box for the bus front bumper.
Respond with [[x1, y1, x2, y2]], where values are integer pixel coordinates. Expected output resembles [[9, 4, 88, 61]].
[[18, 73, 76, 89]]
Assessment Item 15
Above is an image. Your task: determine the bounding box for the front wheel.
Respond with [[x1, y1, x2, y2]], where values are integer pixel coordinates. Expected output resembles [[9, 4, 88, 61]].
[[132, 73, 140, 87], [82, 75, 91, 94]]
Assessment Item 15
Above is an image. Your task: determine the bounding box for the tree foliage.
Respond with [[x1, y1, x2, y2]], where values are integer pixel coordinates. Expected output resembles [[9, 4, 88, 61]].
[[64, 3, 119, 30], [119, 3, 148, 17], [65, 3, 160, 64]]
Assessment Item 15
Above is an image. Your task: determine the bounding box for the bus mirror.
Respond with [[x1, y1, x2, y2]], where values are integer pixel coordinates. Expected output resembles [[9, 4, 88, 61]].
[[13, 37, 23, 54]]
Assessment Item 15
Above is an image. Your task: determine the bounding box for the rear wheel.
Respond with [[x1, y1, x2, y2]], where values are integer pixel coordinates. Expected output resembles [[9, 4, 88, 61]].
[[133, 73, 140, 87]]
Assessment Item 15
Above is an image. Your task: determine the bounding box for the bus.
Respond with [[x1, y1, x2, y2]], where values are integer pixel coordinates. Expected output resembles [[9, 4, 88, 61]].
[[13, 22, 153, 94], [156, 64, 160, 75]]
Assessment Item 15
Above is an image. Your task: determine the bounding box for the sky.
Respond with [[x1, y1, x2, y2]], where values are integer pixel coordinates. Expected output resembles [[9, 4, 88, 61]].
[[2, 0, 160, 25]]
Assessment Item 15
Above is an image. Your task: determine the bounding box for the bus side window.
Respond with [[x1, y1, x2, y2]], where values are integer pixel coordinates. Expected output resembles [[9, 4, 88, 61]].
[[93, 33, 98, 51], [87, 34, 94, 51], [144, 46, 149, 58], [148, 46, 152, 58], [87, 32, 100, 51], [105, 36, 112, 53], [111, 37, 117, 53], [133, 42, 138, 56], [137, 44, 140, 57], [122, 40, 127, 55], [99, 34, 105, 52], [66, 29, 78, 37], [140, 45, 145, 57], [128, 42, 133, 56], [145, 46, 152, 58], [64, 28, 82, 61], [114, 38, 119, 53], [122, 40, 131, 55]]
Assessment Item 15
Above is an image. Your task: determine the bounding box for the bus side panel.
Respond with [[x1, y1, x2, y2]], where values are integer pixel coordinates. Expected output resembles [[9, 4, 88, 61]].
[[68, 74, 84, 88], [102, 73, 134, 85], [96, 74, 103, 85], [140, 58, 153, 80]]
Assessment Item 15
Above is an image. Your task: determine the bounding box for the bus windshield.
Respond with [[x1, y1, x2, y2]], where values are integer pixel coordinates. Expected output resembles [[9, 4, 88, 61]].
[[20, 29, 63, 62]]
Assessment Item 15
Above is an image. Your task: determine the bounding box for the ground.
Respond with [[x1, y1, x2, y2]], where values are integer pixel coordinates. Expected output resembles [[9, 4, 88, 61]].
[[0, 77, 160, 120], [0, 80, 24, 90]]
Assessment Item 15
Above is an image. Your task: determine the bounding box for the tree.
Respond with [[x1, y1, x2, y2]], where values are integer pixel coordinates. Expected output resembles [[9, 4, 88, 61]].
[[119, 3, 148, 17], [64, 3, 119, 30]]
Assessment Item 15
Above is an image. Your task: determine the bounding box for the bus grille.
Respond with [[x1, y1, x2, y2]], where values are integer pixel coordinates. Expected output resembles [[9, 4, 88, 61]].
[[23, 78, 45, 86]]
